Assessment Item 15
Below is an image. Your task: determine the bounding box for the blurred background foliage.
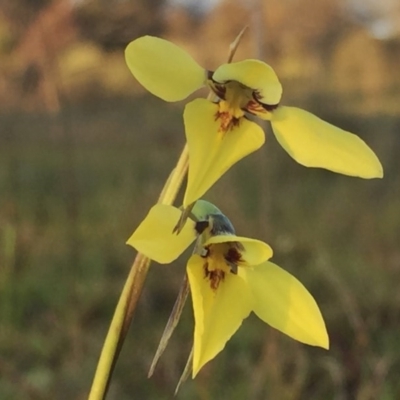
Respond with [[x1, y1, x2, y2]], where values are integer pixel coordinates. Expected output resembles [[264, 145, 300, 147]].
[[0, 0, 399, 399]]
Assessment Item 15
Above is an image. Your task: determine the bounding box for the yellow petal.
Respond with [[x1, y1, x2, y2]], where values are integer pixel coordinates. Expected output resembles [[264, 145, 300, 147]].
[[126, 204, 197, 264], [187, 254, 252, 377], [245, 261, 329, 349], [125, 36, 205, 102], [271, 106, 383, 178], [213, 60, 282, 105], [205, 235, 273, 266], [183, 99, 265, 206]]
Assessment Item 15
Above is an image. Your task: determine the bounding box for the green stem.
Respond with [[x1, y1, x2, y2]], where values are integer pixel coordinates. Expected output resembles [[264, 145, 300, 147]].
[[88, 145, 189, 400], [88, 26, 248, 399]]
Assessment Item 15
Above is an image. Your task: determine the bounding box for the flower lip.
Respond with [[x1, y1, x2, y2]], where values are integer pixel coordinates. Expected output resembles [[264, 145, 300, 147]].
[[210, 60, 283, 106], [207, 70, 280, 117], [205, 235, 273, 267], [200, 241, 242, 290], [201, 241, 243, 276]]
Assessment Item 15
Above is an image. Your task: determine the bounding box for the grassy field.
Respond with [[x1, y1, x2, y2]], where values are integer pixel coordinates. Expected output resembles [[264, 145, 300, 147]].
[[0, 95, 399, 399]]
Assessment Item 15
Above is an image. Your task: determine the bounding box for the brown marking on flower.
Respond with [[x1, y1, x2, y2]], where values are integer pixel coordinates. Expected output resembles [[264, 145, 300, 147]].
[[253, 91, 279, 112], [260, 102, 279, 112], [225, 246, 242, 264], [214, 84, 226, 100], [214, 111, 240, 133], [203, 258, 226, 290], [224, 244, 243, 274], [245, 91, 280, 115], [204, 264, 226, 291], [246, 100, 267, 115], [232, 241, 245, 252], [203, 261, 209, 278], [207, 74, 226, 100]]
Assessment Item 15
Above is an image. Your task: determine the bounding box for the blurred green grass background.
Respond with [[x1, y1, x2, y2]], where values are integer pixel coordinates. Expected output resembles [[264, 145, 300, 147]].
[[1, 96, 399, 399], [1, 0, 400, 399]]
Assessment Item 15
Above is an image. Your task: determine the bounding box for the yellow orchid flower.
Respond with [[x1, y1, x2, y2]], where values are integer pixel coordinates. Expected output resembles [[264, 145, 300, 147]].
[[125, 36, 383, 207], [127, 200, 329, 377]]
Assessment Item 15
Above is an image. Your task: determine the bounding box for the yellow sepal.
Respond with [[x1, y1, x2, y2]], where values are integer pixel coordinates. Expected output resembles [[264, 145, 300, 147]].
[[271, 106, 383, 178], [125, 36, 205, 101], [244, 261, 329, 349], [127, 204, 197, 264]]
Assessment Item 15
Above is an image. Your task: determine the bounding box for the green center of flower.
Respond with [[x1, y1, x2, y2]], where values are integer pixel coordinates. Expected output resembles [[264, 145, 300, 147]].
[[209, 80, 248, 133], [202, 242, 243, 290], [208, 77, 278, 133]]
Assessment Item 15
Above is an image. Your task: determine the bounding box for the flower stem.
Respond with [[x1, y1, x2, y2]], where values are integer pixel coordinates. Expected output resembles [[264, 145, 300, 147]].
[[88, 26, 248, 399], [88, 145, 189, 400]]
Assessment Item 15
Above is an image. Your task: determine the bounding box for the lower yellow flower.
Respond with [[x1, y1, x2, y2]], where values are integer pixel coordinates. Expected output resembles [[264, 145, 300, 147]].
[[127, 201, 329, 377], [188, 256, 329, 376]]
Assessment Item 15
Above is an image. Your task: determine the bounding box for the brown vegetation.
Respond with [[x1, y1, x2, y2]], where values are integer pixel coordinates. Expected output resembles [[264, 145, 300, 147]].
[[0, 0, 399, 113]]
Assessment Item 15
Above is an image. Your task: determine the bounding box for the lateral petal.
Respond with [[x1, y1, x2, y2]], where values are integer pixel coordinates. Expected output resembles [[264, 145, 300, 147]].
[[245, 261, 329, 349], [125, 36, 205, 101], [271, 106, 383, 178], [127, 204, 197, 264], [205, 235, 273, 266], [183, 98, 265, 206], [187, 254, 252, 377]]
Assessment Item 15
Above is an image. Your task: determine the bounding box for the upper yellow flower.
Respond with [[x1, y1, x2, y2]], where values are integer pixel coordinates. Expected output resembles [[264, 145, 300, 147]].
[[127, 200, 329, 377], [126, 36, 383, 206]]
